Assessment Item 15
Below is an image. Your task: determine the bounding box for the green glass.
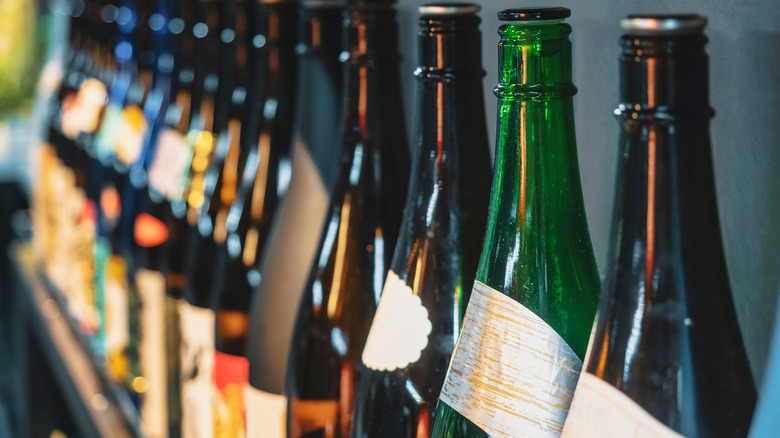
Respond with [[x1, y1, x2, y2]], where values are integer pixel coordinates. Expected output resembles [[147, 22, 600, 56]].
[[431, 9, 600, 438]]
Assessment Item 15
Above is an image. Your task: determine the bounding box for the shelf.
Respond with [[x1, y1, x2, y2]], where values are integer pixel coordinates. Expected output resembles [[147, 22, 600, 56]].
[[12, 242, 143, 438]]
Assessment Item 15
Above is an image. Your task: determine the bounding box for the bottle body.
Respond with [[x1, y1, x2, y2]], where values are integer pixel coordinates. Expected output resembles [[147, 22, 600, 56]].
[[351, 7, 491, 438], [561, 16, 755, 438], [431, 9, 601, 438], [283, 5, 411, 438]]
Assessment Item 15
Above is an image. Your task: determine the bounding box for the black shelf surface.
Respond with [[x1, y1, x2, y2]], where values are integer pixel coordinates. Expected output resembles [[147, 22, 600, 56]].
[[12, 242, 143, 438]]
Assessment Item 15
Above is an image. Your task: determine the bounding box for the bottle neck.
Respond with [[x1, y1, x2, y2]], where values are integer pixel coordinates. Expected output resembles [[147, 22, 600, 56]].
[[490, 22, 582, 222], [610, 33, 721, 291], [495, 21, 575, 98], [341, 6, 401, 147], [411, 14, 485, 176], [617, 33, 711, 120]]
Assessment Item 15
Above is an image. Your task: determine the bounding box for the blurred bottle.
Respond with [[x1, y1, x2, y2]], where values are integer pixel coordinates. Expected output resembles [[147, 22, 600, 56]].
[[431, 7, 601, 438], [243, 0, 344, 432], [350, 4, 491, 437], [560, 15, 756, 438], [282, 0, 411, 435]]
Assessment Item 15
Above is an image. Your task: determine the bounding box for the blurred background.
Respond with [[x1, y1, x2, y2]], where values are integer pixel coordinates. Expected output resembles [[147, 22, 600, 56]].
[[0, 0, 778, 436]]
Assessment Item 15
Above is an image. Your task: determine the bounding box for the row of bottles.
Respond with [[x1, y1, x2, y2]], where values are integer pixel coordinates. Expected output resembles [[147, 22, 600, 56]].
[[29, 0, 763, 437]]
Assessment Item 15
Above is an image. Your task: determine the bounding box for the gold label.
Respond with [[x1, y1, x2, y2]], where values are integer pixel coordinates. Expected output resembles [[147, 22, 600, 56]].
[[362, 270, 432, 371], [179, 301, 215, 438], [115, 105, 148, 165], [244, 386, 286, 438], [438, 281, 582, 437], [136, 269, 168, 438], [288, 398, 339, 438], [561, 373, 685, 438]]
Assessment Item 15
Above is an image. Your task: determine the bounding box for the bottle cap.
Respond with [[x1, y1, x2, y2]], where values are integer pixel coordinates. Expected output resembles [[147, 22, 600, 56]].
[[497, 7, 570, 21], [621, 14, 707, 35], [419, 3, 479, 15]]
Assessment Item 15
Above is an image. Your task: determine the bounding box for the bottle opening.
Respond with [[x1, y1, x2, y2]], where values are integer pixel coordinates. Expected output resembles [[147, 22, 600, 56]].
[[419, 3, 480, 15], [621, 14, 707, 35], [497, 7, 570, 22]]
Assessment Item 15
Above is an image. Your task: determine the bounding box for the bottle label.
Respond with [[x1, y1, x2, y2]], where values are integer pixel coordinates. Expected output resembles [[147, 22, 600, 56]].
[[60, 78, 107, 138], [115, 105, 148, 165], [104, 254, 130, 382], [288, 398, 340, 437], [148, 128, 193, 200], [94, 102, 123, 159], [560, 373, 685, 438], [438, 281, 582, 438], [361, 270, 432, 371], [136, 269, 168, 438], [179, 301, 216, 438], [244, 386, 286, 438], [214, 351, 249, 438]]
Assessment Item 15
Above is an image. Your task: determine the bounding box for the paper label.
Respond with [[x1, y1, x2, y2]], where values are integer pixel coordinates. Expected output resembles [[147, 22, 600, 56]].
[[287, 398, 339, 438], [115, 105, 148, 165], [60, 78, 107, 138], [179, 301, 215, 438], [560, 373, 685, 438], [136, 269, 168, 438], [362, 270, 432, 371], [214, 352, 249, 438], [94, 102, 123, 159], [104, 254, 129, 382], [438, 281, 582, 438], [148, 128, 193, 200], [245, 386, 286, 438]]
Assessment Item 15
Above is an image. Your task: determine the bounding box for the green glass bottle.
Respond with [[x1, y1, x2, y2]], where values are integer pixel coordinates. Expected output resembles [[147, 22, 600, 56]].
[[430, 7, 600, 438]]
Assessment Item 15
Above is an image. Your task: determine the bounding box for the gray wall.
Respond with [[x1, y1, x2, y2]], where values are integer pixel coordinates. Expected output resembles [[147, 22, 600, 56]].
[[394, 0, 780, 384]]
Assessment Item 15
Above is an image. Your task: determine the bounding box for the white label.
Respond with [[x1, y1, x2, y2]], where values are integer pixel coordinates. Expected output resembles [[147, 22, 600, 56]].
[[560, 373, 685, 438], [148, 129, 192, 200], [244, 385, 286, 438], [362, 270, 432, 371], [136, 269, 168, 438], [179, 301, 215, 438], [438, 281, 582, 438]]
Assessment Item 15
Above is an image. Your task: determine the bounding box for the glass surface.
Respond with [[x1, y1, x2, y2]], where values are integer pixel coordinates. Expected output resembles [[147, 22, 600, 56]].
[[431, 16, 600, 438], [350, 10, 491, 438], [285, 5, 411, 437], [579, 29, 756, 437]]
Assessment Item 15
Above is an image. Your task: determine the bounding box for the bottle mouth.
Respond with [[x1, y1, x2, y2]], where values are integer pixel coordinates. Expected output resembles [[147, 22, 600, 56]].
[[497, 7, 570, 22], [621, 14, 707, 35], [419, 3, 480, 15]]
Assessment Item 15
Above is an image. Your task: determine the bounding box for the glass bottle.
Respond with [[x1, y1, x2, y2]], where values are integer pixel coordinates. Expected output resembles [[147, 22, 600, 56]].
[[350, 4, 491, 437], [560, 15, 756, 438], [281, 0, 411, 436], [430, 7, 601, 438]]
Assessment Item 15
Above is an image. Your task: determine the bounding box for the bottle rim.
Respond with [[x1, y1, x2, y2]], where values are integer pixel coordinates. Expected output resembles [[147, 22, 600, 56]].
[[419, 3, 480, 15], [497, 7, 570, 22], [621, 14, 707, 35]]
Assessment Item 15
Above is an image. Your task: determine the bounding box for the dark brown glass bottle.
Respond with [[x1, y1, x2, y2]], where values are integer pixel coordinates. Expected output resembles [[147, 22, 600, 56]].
[[350, 4, 491, 437], [282, 0, 411, 436], [561, 15, 756, 438]]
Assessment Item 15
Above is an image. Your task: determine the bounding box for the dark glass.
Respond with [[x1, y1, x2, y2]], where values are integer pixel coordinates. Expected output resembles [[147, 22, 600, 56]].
[[251, 3, 346, 359], [210, 0, 299, 355], [562, 15, 756, 438], [244, 2, 344, 431], [350, 4, 491, 438], [431, 7, 601, 438], [284, 2, 411, 436]]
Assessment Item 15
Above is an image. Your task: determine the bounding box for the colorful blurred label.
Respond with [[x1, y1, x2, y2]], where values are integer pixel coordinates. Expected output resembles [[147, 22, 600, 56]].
[[245, 386, 286, 438], [115, 105, 148, 165], [148, 129, 193, 200], [136, 269, 168, 438], [179, 301, 215, 438], [214, 351, 248, 438]]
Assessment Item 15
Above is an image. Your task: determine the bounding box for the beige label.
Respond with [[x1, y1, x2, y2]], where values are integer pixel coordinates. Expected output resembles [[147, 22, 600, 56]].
[[362, 270, 432, 371], [179, 301, 215, 438], [148, 129, 192, 199], [560, 373, 685, 438], [438, 281, 582, 438], [244, 386, 286, 438], [136, 269, 168, 438]]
